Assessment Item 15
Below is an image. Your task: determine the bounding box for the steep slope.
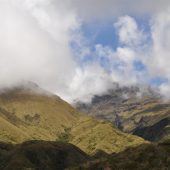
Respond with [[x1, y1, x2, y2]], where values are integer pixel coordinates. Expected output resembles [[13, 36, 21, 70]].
[[75, 139, 170, 170], [0, 85, 145, 154], [70, 117, 145, 154], [0, 140, 169, 170], [133, 117, 170, 141], [0, 86, 79, 142], [0, 140, 90, 170], [76, 84, 170, 141]]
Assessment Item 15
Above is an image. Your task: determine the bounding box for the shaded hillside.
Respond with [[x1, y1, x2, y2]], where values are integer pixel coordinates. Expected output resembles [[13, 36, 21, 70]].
[[0, 85, 145, 155], [133, 117, 170, 141], [0, 140, 169, 170], [76, 84, 170, 141], [74, 139, 170, 170], [0, 140, 90, 170]]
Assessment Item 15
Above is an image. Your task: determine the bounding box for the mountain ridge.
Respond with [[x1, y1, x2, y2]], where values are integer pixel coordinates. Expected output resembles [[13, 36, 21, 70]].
[[76, 83, 170, 141], [0, 85, 146, 155], [0, 139, 169, 170]]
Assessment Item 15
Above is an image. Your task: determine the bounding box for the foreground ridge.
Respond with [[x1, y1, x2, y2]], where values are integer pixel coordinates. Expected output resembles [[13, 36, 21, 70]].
[[0, 139, 169, 170]]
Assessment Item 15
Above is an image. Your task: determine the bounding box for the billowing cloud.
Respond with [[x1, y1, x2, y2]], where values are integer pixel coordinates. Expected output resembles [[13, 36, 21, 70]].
[[0, 0, 78, 92], [114, 16, 144, 47], [142, 8, 170, 97], [69, 0, 170, 19], [72, 9, 170, 102], [1, 0, 170, 103], [63, 64, 114, 103]]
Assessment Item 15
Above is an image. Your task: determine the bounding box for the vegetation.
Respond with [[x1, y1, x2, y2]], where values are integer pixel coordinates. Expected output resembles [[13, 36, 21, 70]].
[[74, 139, 170, 170], [57, 127, 72, 143], [0, 87, 146, 155], [76, 86, 170, 141], [70, 117, 146, 154], [0, 140, 90, 170], [0, 139, 169, 170]]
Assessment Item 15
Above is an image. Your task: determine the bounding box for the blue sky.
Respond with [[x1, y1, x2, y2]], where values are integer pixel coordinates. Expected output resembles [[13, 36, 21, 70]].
[[72, 16, 163, 85], [81, 15, 151, 47], [82, 20, 119, 48], [72, 14, 169, 89], [1, 0, 170, 102]]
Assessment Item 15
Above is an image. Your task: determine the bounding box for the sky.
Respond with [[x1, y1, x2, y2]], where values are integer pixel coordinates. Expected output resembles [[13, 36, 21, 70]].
[[1, 0, 170, 103]]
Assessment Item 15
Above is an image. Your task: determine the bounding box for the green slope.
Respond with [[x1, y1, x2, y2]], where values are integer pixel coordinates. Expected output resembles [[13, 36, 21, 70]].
[[0, 140, 90, 170], [0, 139, 169, 170], [75, 139, 170, 170], [76, 85, 170, 141], [0, 86, 146, 154]]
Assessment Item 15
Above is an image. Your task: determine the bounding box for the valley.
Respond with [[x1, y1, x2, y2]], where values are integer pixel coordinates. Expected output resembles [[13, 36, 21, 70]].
[[0, 84, 169, 170], [76, 84, 170, 141]]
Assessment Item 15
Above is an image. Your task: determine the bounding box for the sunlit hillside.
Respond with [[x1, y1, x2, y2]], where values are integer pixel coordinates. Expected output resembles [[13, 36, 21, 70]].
[[0, 85, 146, 154]]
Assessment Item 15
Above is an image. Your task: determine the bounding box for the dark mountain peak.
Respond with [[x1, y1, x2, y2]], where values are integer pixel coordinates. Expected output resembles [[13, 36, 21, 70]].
[[76, 83, 170, 141]]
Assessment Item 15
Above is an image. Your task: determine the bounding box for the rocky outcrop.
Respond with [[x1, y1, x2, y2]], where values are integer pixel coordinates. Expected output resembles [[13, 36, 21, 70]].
[[133, 117, 170, 141], [76, 84, 170, 141]]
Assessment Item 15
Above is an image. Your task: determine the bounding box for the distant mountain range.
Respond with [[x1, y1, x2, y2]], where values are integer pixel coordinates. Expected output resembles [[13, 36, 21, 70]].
[[0, 84, 145, 155], [76, 83, 170, 141], [0, 83, 169, 170]]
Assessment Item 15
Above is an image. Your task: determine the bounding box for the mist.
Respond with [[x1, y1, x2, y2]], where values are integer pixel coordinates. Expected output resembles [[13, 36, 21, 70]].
[[0, 0, 77, 93], [1, 0, 170, 103]]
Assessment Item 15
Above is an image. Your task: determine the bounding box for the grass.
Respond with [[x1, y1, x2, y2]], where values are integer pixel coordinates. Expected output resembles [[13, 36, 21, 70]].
[[0, 87, 146, 155], [70, 116, 146, 154], [0, 139, 169, 170], [74, 139, 170, 170]]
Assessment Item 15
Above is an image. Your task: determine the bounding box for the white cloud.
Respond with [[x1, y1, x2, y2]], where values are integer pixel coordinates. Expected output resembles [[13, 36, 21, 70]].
[[1, 0, 170, 103], [139, 7, 170, 98], [94, 44, 141, 86], [159, 84, 170, 99], [114, 16, 144, 47], [146, 8, 170, 78], [0, 0, 78, 93], [110, 7, 170, 99], [63, 65, 114, 103], [69, 0, 170, 20]]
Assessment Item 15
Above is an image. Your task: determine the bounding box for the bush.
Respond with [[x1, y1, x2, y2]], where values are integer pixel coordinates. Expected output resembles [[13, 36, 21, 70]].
[[58, 128, 71, 143]]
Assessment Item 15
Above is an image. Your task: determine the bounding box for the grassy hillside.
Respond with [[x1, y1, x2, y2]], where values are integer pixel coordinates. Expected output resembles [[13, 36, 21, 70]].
[[0, 86, 146, 154], [0, 139, 169, 170], [0, 87, 79, 143], [76, 85, 170, 141], [133, 117, 170, 141], [74, 139, 170, 170], [0, 140, 90, 170], [70, 117, 145, 154]]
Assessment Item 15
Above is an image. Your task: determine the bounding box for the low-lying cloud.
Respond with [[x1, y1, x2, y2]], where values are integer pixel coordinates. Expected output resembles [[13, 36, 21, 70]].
[[70, 0, 170, 19], [1, 0, 170, 103], [0, 0, 77, 92]]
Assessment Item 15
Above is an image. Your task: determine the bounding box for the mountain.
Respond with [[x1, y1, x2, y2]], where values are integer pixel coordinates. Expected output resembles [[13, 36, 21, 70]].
[[0, 140, 90, 170], [0, 85, 79, 143], [75, 139, 170, 170], [1, 139, 169, 170], [76, 84, 170, 141], [0, 84, 145, 155]]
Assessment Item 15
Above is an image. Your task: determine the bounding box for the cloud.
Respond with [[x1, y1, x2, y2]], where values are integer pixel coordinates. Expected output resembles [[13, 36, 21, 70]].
[[141, 8, 170, 97], [114, 16, 144, 47], [0, 0, 78, 93], [146, 8, 170, 78], [1, 0, 170, 103], [69, 0, 170, 20], [72, 10, 170, 102], [109, 7, 170, 99], [63, 64, 114, 103]]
